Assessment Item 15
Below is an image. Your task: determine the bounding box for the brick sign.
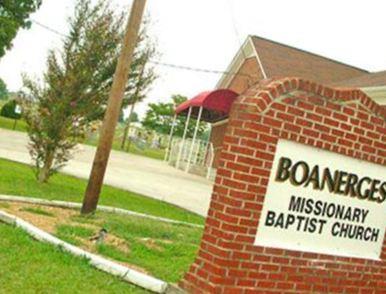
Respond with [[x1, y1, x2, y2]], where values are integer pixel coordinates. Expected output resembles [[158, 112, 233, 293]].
[[181, 78, 386, 293], [255, 139, 385, 260]]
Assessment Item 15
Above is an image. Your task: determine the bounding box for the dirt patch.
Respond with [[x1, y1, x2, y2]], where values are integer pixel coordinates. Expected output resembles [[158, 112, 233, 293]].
[[139, 237, 165, 252], [77, 230, 131, 256], [1, 202, 77, 233], [105, 234, 131, 254]]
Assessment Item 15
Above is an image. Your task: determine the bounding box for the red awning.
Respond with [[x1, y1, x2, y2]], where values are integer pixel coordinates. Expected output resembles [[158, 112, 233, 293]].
[[175, 89, 238, 123]]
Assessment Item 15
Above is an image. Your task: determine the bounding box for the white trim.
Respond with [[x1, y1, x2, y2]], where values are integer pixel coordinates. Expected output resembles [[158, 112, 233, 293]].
[[361, 86, 386, 92], [216, 37, 255, 89], [216, 36, 268, 90], [211, 118, 229, 127], [0, 194, 203, 228], [249, 35, 267, 79], [361, 86, 386, 105]]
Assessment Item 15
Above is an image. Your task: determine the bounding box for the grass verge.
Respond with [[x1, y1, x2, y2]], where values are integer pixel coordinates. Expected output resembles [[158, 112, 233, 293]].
[[57, 211, 202, 282], [0, 158, 204, 225], [0, 223, 148, 293]]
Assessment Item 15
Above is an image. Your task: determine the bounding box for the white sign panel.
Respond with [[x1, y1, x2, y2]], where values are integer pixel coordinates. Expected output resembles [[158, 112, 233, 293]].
[[255, 140, 386, 260], [14, 105, 22, 114]]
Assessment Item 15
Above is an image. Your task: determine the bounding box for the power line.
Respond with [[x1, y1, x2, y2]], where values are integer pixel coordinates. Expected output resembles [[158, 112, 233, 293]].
[[30, 19, 257, 79], [31, 19, 67, 38], [149, 60, 253, 77]]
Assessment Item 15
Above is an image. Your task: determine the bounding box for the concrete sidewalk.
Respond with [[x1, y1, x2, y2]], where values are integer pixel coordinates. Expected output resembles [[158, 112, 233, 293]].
[[0, 129, 213, 216]]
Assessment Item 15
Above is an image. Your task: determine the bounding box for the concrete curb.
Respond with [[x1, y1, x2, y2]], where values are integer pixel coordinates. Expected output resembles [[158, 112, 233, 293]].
[[0, 194, 204, 229], [0, 209, 170, 293]]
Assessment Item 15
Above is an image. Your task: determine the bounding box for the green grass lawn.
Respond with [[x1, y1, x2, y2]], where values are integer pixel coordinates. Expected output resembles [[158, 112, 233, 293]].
[[54, 211, 202, 282], [0, 223, 148, 293], [0, 158, 204, 225], [0, 115, 27, 132], [0, 157, 203, 290], [119, 144, 165, 161]]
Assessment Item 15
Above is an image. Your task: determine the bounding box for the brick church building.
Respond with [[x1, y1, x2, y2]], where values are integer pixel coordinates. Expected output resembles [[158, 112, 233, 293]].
[[206, 35, 386, 168]]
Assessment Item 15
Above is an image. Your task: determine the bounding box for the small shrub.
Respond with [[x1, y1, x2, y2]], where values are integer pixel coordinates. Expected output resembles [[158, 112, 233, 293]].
[[0, 100, 21, 119]]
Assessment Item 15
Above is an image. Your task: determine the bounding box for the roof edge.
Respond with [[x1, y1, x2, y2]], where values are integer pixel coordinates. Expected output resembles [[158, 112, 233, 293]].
[[251, 35, 369, 74]]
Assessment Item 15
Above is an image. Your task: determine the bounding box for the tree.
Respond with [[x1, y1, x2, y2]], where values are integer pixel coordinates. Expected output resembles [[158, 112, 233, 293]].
[[21, 0, 156, 183], [0, 0, 42, 58], [142, 95, 206, 138], [0, 78, 8, 100]]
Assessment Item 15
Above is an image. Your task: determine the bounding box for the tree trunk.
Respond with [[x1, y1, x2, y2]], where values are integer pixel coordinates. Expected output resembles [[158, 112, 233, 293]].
[[38, 152, 54, 183]]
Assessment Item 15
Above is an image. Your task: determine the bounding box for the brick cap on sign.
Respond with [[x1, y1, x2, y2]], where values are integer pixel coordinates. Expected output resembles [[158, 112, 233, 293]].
[[238, 77, 386, 120]]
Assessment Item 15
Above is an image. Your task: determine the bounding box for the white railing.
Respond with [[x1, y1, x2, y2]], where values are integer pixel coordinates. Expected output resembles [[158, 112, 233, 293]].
[[166, 138, 214, 179]]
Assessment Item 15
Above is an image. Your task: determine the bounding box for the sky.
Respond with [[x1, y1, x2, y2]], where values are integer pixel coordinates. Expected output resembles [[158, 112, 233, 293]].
[[1, 0, 386, 117]]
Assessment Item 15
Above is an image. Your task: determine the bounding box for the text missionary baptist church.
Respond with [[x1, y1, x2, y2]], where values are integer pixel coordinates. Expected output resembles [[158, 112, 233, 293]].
[[267, 157, 383, 242], [175, 36, 386, 293]]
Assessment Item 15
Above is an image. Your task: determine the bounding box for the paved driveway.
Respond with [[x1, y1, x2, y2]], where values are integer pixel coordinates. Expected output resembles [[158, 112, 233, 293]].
[[0, 129, 213, 216]]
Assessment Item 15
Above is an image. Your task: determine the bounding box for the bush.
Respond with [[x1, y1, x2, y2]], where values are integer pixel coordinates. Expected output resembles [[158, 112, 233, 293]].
[[0, 100, 21, 119]]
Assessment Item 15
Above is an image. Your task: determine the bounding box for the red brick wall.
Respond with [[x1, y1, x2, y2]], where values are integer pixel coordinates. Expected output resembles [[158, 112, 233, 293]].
[[181, 78, 386, 293]]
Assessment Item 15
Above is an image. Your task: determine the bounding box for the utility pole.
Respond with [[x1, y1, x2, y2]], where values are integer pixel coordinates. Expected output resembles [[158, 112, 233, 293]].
[[81, 0, 147, 214]]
